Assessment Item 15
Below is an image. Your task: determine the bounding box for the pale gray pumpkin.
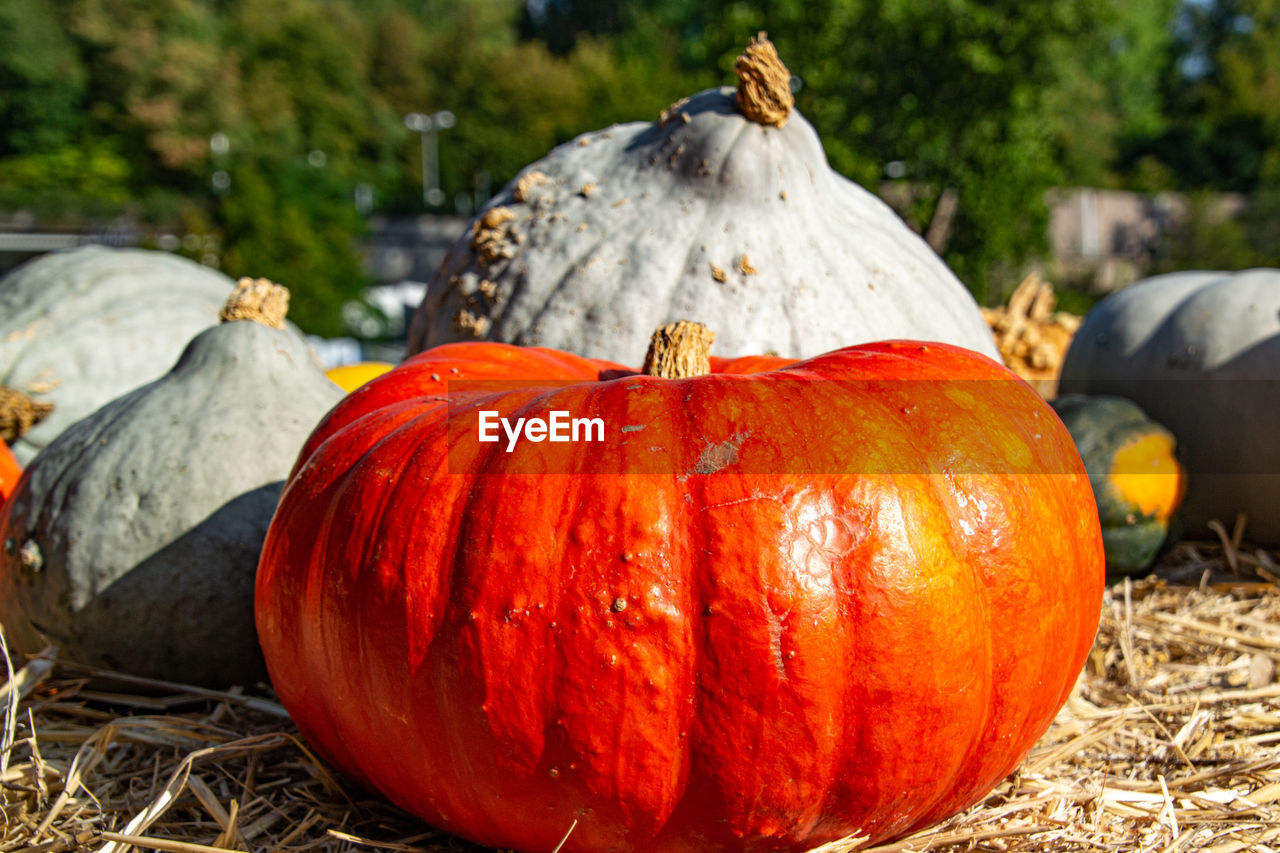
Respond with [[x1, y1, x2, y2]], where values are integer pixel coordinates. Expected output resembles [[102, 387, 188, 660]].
[[407, 37, 998, 364], [0, 246, 233, 464], [1058, 269, 1280, 544], [0, 282, 344, 686]]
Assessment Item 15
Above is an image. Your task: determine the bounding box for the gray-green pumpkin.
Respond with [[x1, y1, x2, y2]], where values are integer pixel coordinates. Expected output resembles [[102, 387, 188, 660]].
[[0, 246, 234, 464], [1058, 268, 1280, 544], [0, 280, 344, 687], [406, 35, 998, 364]]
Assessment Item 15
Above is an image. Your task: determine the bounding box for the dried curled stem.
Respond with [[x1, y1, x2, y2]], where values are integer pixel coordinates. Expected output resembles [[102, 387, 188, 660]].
[[734, 32, 793, 128], [643, 321, 715, 379], [219, 278, 290, 329], [0, 387, 54, 444]]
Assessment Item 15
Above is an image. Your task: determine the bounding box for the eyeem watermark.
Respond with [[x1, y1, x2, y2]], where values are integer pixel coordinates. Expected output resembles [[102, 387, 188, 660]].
[[446, 378, 1280, 474], [478, 410, 605, 452]]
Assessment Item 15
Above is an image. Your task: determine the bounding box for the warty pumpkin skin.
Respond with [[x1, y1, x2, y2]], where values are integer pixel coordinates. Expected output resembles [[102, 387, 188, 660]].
[[1058, 269, 1280, 544], [0, 246, 234, 464], [406, 37, 999, 365], [256, 337, 1104, 852], [0, 282, 344, 687]]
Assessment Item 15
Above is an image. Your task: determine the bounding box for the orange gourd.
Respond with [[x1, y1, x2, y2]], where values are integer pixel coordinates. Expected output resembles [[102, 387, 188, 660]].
[[0, 443, 19, 502], [256, 329, 1104, 851]]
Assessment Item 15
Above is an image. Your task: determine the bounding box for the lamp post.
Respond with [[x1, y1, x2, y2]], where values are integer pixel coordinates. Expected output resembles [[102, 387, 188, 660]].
[[404, 110, 455, 208], [210, 131, 230, 194]]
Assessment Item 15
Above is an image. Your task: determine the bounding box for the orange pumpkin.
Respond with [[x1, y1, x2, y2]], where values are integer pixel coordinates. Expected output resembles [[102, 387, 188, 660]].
[[256, 330, 1104, 851], [0, 442, 19, 502]]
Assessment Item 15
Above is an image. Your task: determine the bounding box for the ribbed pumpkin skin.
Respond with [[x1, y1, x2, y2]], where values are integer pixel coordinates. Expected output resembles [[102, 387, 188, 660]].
[[256, 340, 1104, 852]]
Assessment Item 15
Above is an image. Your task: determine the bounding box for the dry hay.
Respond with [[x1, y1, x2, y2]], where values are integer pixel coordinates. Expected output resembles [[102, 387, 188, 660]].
[[3, 540, 1278, 853], [983, 272, 1082, 399]]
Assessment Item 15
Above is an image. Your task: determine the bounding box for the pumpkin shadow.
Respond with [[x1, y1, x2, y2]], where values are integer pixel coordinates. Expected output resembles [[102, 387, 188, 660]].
[[53, 482, 282, 690], [1170, 332, 1280, 543]]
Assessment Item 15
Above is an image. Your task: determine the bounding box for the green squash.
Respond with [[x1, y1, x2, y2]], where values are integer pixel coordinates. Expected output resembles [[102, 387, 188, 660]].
[[1051, 394, 1185, 575]]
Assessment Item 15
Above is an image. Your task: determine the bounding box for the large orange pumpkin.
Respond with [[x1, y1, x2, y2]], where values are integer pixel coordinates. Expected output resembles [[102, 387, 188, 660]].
[[255, 330, 1104, 852]]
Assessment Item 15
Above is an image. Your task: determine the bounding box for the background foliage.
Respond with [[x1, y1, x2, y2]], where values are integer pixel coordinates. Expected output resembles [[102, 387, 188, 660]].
[[1, 0, 1277, 332]]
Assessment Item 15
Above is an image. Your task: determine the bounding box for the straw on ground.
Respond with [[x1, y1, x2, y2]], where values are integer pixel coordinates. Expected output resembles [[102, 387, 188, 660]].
[[2, 537, 1277, 853]]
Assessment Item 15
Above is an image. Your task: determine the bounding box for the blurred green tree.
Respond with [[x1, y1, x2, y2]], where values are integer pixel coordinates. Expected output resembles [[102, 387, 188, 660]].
[[58, 0, 235, 185], [1123, 0, 1280, 192], [412, 1, 700, 213], [520, 0, 1169, 301], [1043, 0, 1181, 189], [0, 0, 87, 156], [6, 0, 1277, 328], [217, 158, 369, 337]]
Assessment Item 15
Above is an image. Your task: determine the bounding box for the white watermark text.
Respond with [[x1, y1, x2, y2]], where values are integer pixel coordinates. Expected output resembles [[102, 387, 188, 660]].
[[478, 410, 605, 452]]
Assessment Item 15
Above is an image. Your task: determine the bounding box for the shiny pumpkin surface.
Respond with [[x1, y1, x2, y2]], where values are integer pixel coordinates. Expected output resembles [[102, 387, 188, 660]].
[[256, 340, 1104, 852]]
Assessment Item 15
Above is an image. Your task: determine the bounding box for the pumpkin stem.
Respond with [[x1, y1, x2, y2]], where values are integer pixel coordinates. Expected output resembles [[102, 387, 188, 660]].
[[219, 277, 290, 329], [0, 386, 54, 444], [643, 321, 715, 379], [734, 32, 793, 128]]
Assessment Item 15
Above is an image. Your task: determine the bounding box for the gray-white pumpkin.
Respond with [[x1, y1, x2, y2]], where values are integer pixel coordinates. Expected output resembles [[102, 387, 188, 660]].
[[407, 36, 998, 364], [0, 280, 344, 686], [0, 246, 234, 464], [1058, 268, 1280, 544]]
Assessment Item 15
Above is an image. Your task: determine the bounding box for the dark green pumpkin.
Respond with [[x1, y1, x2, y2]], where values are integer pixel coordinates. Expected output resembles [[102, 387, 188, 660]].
[[1051, 395, 1185, 575]]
